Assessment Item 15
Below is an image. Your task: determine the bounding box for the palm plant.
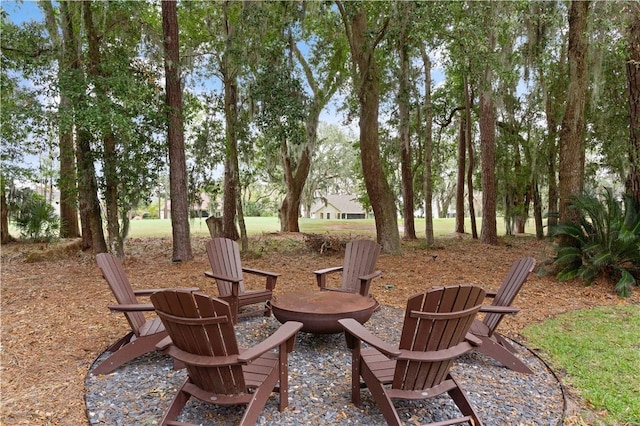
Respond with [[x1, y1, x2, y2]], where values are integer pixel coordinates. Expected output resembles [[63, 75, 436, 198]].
[[553, 188, 640, 297], [10, 188, 60, 242]]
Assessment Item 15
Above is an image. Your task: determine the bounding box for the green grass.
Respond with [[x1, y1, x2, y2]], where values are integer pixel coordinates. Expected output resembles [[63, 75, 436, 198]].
[[8, 216, 540, 239], [522, 305, 640, 425], [122, 216, 537, 238]]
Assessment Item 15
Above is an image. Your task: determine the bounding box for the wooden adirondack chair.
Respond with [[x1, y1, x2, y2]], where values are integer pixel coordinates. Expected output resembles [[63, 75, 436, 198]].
[[150, 289, 303, 426], [93, 253, 197, 375], [471, 257, 536, 374], [314, 239, 382, 296], [339, 285, 486, 426], [204, 238, 280, 323]]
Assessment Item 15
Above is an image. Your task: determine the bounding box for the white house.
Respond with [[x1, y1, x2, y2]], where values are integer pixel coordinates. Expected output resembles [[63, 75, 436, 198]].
[[310, 194, 369, 219]]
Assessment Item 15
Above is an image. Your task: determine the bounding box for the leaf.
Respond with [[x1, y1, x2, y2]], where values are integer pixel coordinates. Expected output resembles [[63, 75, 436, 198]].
[[590, 251, 613, 268], [557, 268, 580, 282]]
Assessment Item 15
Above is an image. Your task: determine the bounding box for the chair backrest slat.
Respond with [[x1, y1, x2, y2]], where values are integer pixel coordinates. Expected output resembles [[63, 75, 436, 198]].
[[341, 240, 381, 293], [151, 290, 245, 394], [206, 238, 246, 297], [96, 253, 146, 334], [483, 257, 535, 332], [393, 285, 485, 391]]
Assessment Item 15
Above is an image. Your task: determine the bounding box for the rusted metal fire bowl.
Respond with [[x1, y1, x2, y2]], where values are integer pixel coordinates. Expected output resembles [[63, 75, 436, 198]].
[[269, 291, 378, 334]]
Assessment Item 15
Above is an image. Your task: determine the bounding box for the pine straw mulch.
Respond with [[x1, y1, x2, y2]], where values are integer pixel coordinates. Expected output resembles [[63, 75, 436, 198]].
[[1, 233, 638, 426]]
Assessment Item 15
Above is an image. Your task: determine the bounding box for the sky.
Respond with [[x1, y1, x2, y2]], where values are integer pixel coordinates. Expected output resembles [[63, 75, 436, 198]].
[[3, 1, 43, 25]]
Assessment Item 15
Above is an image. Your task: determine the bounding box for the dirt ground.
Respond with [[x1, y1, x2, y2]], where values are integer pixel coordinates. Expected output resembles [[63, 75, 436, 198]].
[[1, 233, 638, 425]]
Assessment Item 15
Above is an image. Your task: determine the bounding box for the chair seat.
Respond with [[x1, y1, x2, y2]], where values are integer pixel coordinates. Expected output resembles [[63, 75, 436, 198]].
[[362, 347, 396, 383], [237, 289, 272, 304], [242, 352, 278, 388]]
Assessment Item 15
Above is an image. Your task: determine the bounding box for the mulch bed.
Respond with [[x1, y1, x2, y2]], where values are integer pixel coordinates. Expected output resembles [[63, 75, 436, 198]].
[[2, 234, 638, 425]]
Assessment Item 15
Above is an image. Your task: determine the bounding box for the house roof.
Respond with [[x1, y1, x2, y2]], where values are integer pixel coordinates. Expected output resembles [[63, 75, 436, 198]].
[[311, 194, 364, 214]]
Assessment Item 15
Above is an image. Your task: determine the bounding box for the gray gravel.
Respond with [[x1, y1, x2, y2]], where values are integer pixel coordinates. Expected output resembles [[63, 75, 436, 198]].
[[85, 306, 564, 425]]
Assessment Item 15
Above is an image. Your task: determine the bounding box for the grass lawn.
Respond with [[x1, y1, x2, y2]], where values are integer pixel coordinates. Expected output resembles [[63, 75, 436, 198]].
[[124, 216, 538, 238], [523, 305, 640, 425]]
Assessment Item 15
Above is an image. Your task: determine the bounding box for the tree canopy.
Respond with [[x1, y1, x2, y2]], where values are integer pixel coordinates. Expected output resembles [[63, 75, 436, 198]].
[[1, 0, 637, 255]]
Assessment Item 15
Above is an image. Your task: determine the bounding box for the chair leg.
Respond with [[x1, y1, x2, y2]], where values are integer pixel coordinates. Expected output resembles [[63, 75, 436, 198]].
[[476, 336, 533, 374], [91, 332, 167, 375], [494, 333, 516, 353], [159, 377, 192, 426], [239, 369, 279, 426], [447, 374, 484, 426], [360, 363, 402, 426], [106, 332, 134, 352], [263, 304, 272, 317], [349, 344, 362, 407]]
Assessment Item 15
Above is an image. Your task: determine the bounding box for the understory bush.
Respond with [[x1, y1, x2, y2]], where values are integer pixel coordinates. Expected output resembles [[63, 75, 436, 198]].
[[553, 188, 640, 297], [11, 189, 59, 242]]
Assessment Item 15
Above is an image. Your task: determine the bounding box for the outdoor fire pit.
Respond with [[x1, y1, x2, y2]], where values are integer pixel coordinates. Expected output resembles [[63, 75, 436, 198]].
[[268, 291, 378, 334]]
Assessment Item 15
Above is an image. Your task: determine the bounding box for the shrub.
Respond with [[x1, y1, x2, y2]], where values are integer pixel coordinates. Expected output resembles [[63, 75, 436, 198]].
[[12, 189, 59, 242], [553, 188, 640, 297]]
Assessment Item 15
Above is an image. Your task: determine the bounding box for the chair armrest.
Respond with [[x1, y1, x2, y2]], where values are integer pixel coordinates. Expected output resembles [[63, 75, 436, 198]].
[[359, 270, 382, 282], [358, 270, 382, 296], [314, 266, 343, 289], [133, 288, 167, 296], [204, 271, 242, 283], [480, 305, 520, 314], [134, 287, 199, 297], [313, 265, 344, 275], [242, 267, 280, 278], [465, 332, 483, 346], [338, 318, 401, 358], [397, 341, 474, 363], [238, 321, 303, 363], [109, 303, 155, 312], [242, 267, 279, 290]]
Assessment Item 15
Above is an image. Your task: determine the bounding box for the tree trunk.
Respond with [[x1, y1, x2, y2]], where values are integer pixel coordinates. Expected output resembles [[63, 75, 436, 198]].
[[279, 105, 316, 233], [76, 160, 93, 251], [464, 75, 478, 239], [44, 0, 80, 239], [83, 1, 123, 257], [162, 0, 193, 262], [283, 37, 342, 233], [455, 116, 466, 234], [479, 86, 498, 244], [558, 0, 590, 230], [421, 46, 435, 246], [338, 3, 400, 254], [206, 216, 223, 238], [398, 4, 415, 240], [533, 180, 544, 239], [626, 2, 640, 207], [279, 144, 311, 233], [220, 2, 243, 244], [0, 184, 16, 244], [61, 0, 105, 253], [222, 77, 240, 241], [57, 101, 80, 239], [543, 67, 560, 236], [76, 128, 107, 253]]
